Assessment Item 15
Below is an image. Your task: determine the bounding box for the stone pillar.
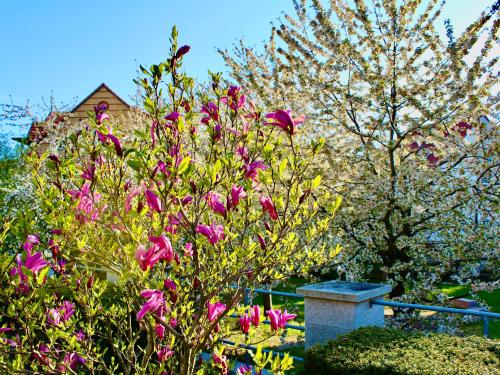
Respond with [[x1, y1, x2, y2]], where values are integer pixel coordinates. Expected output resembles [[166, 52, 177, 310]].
[[297, 280, 391, 348]]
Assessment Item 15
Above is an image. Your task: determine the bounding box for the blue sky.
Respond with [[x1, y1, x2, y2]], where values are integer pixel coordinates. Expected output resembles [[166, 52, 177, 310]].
[[0, 0, 495, 134]]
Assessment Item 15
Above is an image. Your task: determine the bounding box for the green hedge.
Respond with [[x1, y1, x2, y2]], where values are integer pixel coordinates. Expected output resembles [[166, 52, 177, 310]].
[[303, 327, 500, 375]]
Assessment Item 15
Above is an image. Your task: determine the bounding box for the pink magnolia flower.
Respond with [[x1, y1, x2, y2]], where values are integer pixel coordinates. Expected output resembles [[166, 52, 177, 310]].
[[158, 346, 174, 362], [207, 301, 226, 322], [427, 153, 439, 167], [165, 111, 180, 122], [94, 103, 109, 125], [23, 234, 39, 252], [239, 313, 251, 334], [68, 183, 103, 223], [237, 364, 253, 375], [265, 109, 306, 135], [135, 235, 174, 271], [145, 189, 162, 213], [196, 222, 225, 245], [175, 45, 190, 59], [137, 289, 165, 320], [260, 195, 278, 221], [184, 242, 193, 257], [170, 318, 178, 328], [205, 191, 227, 217], [221, 85, 246, 112], [244, 160, 268, 181], [81, 164, 95, 180], [236, 146, 249, 162], [267, 309, 296, 330], [63, 352, 86, 371], [107, 134, 123, 157], [250, 305, 261, 327], [213, 353, 228, 375], [229, 185, 247, 209], [59, 301, 76, 322], [47, 308, 62, 326], [257, 233, 267, 249], [155, 324, 165, 339], [201, 102, 219, 124]]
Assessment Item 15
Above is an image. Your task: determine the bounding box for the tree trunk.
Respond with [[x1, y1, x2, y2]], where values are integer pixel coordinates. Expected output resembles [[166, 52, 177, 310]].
[[179, 345, 196, 375]]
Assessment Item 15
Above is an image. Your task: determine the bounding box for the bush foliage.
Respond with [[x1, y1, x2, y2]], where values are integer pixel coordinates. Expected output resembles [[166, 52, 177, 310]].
[[303, 326, 500, 375]]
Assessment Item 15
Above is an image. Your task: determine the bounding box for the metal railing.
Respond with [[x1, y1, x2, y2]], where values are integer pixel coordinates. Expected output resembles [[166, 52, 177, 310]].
[[371, 299, 500, 337]]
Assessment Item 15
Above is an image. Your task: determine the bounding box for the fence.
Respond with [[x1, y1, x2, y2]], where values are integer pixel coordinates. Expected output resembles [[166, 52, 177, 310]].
[[224, 285, 500, 366]]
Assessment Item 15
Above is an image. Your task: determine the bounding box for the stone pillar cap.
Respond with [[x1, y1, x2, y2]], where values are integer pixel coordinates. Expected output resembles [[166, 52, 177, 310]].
[[297, 280, 392, 302]]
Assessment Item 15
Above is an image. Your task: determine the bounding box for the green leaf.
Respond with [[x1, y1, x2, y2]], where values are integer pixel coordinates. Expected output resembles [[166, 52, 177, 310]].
[[177, 156, 191, 175], [37, 267, 50, 285]]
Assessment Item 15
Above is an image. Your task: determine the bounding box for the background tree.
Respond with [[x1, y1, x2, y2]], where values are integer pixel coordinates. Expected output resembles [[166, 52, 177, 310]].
[[221, 0, 499, 300]]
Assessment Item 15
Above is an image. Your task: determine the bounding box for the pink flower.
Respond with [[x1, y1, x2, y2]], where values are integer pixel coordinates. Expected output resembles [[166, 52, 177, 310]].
[[237, 364, 253, 375], [23, 234, 39, 252], [244, 160, 268, 181], [135, 235, 174, 271], [207, 301, 226, 322], [165, 111, 180, 122], [170, 318, 178, 328], [250, 305, 261, 327], [229, 185, 247, 209], [155, 324, 165, 339], [221, 85, 246, 112], [145, 189, 162, 213], [196, 222, 225, 245], [175, 45, 191, 59], [265, 109, 306, 135], [81, 164, 95, 180], [107, 134, 123, 157], [239, 313, 251, 334], [137, 289, 165, 320], [158, 346, 174, 362], [201, 102, 219, 124], [205, 191, 227, 217], [236, 146, 249, 162], [164, 279, 176, 290], [25, 250, 48, 273], [63, 352, 86, 371], [59, 301, 76, 322], [257, 234, 267, 249], [94, 103, 109, 125], [213, 353, 228, 375], [267, 309, 296, 330], [184, 242, 193, 257], [68, 183, 103, 223], [260, 195, 278, 221], [47, 308, 62, 326]]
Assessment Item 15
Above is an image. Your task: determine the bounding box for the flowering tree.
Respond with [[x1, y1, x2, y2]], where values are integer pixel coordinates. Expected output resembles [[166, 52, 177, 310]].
[[221, 0, 500, 300], [0, 29, 338, 374]]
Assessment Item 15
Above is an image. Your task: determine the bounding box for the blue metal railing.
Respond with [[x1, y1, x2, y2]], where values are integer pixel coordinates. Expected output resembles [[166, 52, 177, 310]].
[[371, 299, 500, 337]]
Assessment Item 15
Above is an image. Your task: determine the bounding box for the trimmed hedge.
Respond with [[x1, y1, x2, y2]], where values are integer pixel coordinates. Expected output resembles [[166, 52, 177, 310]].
[[303, 327, 500, 375]]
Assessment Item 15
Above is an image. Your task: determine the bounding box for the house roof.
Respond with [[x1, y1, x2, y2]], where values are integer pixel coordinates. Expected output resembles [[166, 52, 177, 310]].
[[17, 83, 130, 144], [70, 83, 130, 113]]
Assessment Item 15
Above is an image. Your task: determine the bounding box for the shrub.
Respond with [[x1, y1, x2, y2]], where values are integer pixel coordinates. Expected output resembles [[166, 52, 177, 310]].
[[303, 327, 500, 375]]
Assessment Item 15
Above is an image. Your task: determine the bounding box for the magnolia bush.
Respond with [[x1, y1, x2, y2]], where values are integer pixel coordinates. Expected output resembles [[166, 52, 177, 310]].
[[0, 29, 339, 374]]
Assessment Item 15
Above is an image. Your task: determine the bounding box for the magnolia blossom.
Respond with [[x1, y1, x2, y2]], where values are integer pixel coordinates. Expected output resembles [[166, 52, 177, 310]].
[[196, 222, 225, 245], [265, 109, 305, 135], [239, 313, 251, 334], [137, 289, 165, 320], [155, 324, 165, 339], [23, 234, 39, 252], [212, 353, 228, 375], [267, 309, 296, 330], [135, 235, 174, 271], [237, 364, 253, 375], [201, 102, 219, 124], [250, 304, 261, 327], [145, 189, 162, 213], [257, 234, 267, 249], [68, 183, 103, 223], [158, 346, 174, 362], [63, 352, 86, 371], [204, 191, 227, 217], [207, 301, 226, 322], [260, 195, 278, 220], [244, 160, 268, 181], [229, 185, 247, 209], [221, 85, 246, 112]]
